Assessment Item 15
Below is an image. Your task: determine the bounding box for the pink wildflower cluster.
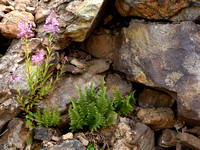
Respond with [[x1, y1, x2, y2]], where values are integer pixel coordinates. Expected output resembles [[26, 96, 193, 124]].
[[32, 49, 45, 63], [44, 10, 60, 34], [9, 72, 19, 82], [17, 20, 34, 40]]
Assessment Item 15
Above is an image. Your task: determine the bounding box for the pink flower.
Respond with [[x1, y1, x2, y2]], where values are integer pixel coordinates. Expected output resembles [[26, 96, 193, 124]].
[[17, 20, 35, 40], [9, 72, 20, 82], [32, 49, 45, 63], [44, 10, 60, 34]]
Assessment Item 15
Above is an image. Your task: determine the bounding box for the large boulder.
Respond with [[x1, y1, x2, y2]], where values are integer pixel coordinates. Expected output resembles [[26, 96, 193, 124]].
[[114, 20, 200, 125]]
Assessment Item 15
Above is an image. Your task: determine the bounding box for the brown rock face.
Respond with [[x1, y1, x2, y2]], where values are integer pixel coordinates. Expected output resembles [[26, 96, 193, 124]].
[[114, 20, 200, 125], [138, 88, 175, 108], [115, 0, 188, 20], [177, 132, 200, 150], [158, 129, 177, 148], [137, 108, 175, 130]]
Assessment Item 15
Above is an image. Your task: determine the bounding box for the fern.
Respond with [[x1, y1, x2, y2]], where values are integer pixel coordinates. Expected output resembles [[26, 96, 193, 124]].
[[34, 103, 60, 128], [69, 78, 117, 132], [112, 87, 136, 115]]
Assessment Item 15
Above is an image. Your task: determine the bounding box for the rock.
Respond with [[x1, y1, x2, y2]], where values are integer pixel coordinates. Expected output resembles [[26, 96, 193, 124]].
[[34, 127, 55, 141], [177, 132, 200, 150], [0, 10, 34, 39], [57, 114, 70, 129], [184, 126, 200, 137], [137, 108, 175, 130], [158, 129, 177, 148], [0, 4, 14, 12], [0, 38, 42, 132], [38, 73, 104, 114], [115, 0, 188, 20], [35, 0, 110, 50], [79, 28, 120, 61], [112, 122, 155, 150], [62, 132, 73, 140], [75, 133, 89, 147], [62, 64, 85, 75], [70, 58, 87, 70], [138, 88, 175, 108], [105, 73, 132, 98], [170, 7, 200, 22], [0, 118, 32, 150], [39, 140, 85, 150], [86, 59, 111, 75], [114, 20, 200, 125]]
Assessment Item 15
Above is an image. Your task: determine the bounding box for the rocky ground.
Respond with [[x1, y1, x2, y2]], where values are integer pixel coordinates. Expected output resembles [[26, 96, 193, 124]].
[[0, 0, 200, 150]]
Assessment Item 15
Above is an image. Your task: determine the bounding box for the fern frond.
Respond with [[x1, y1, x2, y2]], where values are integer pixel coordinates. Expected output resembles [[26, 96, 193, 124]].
[[51, 106, 60, 126]]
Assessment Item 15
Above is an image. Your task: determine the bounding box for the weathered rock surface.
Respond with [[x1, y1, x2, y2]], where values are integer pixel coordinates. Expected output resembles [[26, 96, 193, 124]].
[[138, 88, 175, 108], [35, 0, 110, 50], [158, 129, 177, 148], [112, 122, 155, 150], [34, 127, 55, 141], [39, 140, 85, 150], [0, 10, 34, 39], [80, 28, 120, 61], [115, 0, 188, 20], [177, 132, 200, 150], [114, 20, 200, 125], [38, 58, 110, 114], [0, 118, 32, 150], [105, 73, 132, 98], [137, 108, 175, 130], [0, 38, 42, 132]]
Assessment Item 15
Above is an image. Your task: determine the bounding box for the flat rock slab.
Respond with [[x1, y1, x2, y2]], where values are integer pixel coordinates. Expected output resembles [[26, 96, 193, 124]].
[[114, 20, 200, 125]]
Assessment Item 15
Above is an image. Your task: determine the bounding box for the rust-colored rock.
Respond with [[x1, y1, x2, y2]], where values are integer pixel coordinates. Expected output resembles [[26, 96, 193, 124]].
[[0, 10, 34, 39], [137, 107, 175, 130], [115, 0, 188, 20]]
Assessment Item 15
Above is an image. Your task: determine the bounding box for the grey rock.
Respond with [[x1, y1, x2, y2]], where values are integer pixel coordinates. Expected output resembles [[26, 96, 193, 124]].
[[0, 118, 32, 150], [39, 140, 85, 150], [34, 127, 54, 141], [138, 88, 175, 108], [114, 20, 200, 125]]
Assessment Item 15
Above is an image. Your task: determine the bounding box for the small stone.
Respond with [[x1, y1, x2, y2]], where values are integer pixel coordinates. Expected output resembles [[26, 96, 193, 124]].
[[70, 58, 86, 69], [76, 133, 89, 147], [62, 132, 73, 140], [34, 127, 54, 141], [158, 129, 177, 148], [52, 136, 60, 142]]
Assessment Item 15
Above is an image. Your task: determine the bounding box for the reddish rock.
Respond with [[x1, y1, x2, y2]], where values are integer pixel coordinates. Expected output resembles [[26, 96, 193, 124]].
[[115, 0, 188, 20], [0, 10, 34, 39]]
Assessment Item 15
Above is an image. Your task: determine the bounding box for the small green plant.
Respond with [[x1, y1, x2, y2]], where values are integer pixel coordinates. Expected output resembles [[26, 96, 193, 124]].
[[87, 144, 96, 150], [112, 87, 136, 115], [0, 54, 3, 57], [34, 103, 60, 128], [69, 78, 116, 132]]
